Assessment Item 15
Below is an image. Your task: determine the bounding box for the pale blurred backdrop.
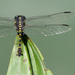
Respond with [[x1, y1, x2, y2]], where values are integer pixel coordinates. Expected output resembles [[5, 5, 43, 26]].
[[0, 0, 75, 75]]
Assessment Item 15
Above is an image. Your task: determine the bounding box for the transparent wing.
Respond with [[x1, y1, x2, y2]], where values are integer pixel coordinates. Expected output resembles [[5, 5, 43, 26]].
[[0, 11, 73, 37], [24, 24, 71, 36], [0, 25, 16, 37], [0, 17, 14, 26], [0, 17, 17, 37], [26, 11, 74, 25]]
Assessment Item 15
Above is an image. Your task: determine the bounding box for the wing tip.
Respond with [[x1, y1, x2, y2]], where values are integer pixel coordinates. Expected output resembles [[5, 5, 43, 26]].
[[62, 24, 69, 26], [64, 11, 72, 13]]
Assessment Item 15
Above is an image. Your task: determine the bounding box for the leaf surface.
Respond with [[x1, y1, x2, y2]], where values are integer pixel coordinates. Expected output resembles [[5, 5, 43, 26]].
[[6, 34, 53, 75]]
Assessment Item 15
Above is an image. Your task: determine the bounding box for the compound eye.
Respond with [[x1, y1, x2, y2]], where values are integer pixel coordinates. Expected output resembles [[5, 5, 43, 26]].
[[14, 15, 26, 21], [14, 15, 19, 20], [22, 16, 26, 20]]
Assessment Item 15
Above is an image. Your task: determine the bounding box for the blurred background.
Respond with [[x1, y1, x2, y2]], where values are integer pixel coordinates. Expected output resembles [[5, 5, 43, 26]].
[[0, 0, 75, 75]]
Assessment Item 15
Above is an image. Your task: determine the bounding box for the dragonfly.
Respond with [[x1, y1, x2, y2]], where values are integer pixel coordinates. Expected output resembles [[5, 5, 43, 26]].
[[0, 11, 74, 56]]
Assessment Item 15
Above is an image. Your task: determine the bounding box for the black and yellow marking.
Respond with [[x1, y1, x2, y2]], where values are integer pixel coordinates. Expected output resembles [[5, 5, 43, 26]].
[[16, 17, 23, 57], [16, 28, 23, 56], [15, 15, 26, 57]]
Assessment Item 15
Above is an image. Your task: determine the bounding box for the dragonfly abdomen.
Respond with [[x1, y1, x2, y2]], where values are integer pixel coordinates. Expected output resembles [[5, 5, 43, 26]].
[[14, 15, 26, 57], [16, 31, 23, 57]]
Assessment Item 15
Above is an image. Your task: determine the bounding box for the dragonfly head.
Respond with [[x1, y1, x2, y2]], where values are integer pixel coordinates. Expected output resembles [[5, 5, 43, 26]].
[[14, 15, 26, 21]]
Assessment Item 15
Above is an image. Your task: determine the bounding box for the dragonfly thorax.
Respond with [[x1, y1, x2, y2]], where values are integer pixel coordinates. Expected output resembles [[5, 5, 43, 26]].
[[14, 15, 26, 31]]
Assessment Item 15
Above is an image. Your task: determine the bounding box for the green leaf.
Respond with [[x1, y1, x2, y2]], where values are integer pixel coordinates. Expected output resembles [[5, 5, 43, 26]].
[[6, 34, 53, 75]]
